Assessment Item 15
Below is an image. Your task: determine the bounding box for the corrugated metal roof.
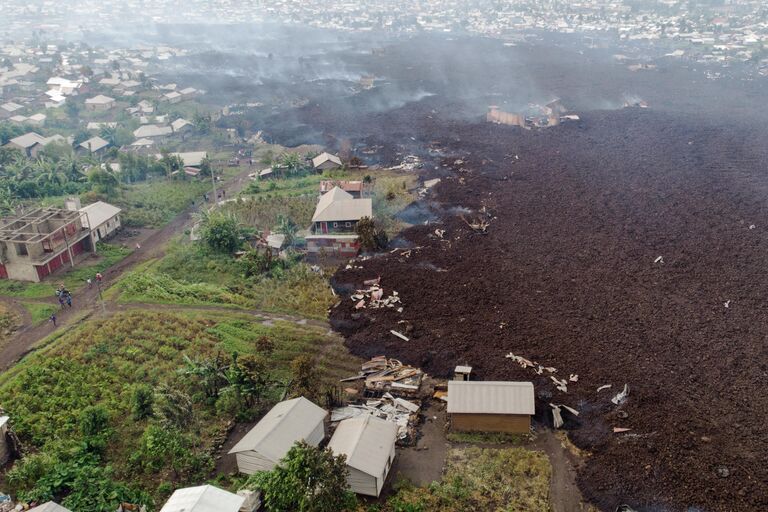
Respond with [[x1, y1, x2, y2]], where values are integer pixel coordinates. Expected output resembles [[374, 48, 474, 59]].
[[228, 397, 327, 461], [312, 152, 342, 168], [80, 201, 121, 229], [447, 381, 535, 415], [79, 136, 109, 153], [327, 415, 397, 477], [312, 187, 372, 222], [159, 485, 244, 512], [27, 502, 72, 512]]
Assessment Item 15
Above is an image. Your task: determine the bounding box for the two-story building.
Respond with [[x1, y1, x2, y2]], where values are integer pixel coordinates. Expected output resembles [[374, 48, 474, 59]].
[[306, 186, 372, 257], [0, 208, 94, 282]]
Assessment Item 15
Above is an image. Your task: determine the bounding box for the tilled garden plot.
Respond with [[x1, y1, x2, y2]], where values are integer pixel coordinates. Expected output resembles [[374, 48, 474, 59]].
[[330, 109, 768, 512]]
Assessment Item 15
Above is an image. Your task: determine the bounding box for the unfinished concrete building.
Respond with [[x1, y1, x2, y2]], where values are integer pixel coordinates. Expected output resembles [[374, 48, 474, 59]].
[[0, 208, 93, 282]]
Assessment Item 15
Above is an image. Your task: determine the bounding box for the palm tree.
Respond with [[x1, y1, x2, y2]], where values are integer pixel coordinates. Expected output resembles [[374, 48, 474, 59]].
[[100, 125, 119, 147]]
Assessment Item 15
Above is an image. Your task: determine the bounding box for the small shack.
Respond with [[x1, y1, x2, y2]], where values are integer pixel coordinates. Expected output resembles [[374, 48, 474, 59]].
[[447, 381, 535, 434], [327, 415, 397, 497], [312, 152, 342, 171], [160, 485, 244, 512], [228, 396, 326, 474]]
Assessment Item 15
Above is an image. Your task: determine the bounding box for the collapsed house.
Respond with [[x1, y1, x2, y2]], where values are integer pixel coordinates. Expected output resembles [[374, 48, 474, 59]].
[[447, 381, 535, 434], [487, 99, 572, 129], [327, 415, 398, 497], [228, 397, 327, 474]]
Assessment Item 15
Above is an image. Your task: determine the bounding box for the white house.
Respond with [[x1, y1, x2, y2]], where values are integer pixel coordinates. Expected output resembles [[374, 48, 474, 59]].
[[85, 94, 116, 112], [79, 201, 122, 242], [160, 485, 244, 512], [228, 396, 327, 474], [327, 415, 397, 497], [312, 152, 342, 171]]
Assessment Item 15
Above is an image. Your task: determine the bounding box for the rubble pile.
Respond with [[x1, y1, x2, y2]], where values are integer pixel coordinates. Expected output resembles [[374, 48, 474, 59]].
[[350, 279, 403, 312], [331, 392, 421, 444]]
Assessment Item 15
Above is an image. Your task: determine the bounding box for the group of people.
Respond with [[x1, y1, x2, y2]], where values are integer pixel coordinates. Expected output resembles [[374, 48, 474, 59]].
[[49, 272, 104, 327]]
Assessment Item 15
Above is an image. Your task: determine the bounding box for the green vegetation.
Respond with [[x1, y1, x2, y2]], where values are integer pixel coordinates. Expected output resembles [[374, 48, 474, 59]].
[[0, 309, 360, 510], [0, 242, 130, 299], [116, 180, 208, 228], [245, 441, 357, 512], [115, 258, 333, 319], [372, 175, 418, 233], [385, 447, 551, 512], [22, 302, 58, 325], [223, 195, 316, 233], [243, 175, 324, 198], [446, 431, 531, 445]]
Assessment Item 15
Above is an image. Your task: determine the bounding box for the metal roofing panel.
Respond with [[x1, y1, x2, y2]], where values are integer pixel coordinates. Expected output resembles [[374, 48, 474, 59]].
[[160, 485, 244, 512], [80, 201, 121, 229], [447, 381, 535, 415], [327, 415, 397, 477], [228, 397, 327, 461]]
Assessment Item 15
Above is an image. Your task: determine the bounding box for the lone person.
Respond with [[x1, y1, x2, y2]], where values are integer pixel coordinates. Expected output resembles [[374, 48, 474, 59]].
[[65, 293, 72, 308], [87, 277, 92, 289], [49, 313, 56, 327]]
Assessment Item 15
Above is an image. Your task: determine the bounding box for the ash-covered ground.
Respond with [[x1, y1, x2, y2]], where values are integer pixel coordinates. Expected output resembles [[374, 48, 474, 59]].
[[121, 25, 768, 512]]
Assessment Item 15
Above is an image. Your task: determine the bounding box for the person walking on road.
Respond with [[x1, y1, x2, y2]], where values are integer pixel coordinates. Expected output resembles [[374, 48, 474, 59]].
[[49, 313, 56, 327], [87, 278, 92, 289], [65, 293, 72, 308]]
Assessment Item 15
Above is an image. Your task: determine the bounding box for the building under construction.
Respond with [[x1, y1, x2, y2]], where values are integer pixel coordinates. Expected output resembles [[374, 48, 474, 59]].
[[0, 207, 94, 282]]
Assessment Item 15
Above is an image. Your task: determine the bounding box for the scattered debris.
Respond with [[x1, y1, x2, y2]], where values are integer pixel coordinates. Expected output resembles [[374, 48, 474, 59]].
[[716, 466, 731, 478], [569, 374, 579, 382], [550, 376, 569, 393], [434, 228, 446, 239], [550, 403, 579, 428], [390, 329, 409, 341], [654, 255, 664, 264], [350, 283, 402, 311], [724, 300, 731, 308], [613, 427, 632, 433], [611, 384, 630, 405], [461, 214, 490, 234], [597, 384, 612, 392], [331, 392, 421, 443], [341, 356, 425, 398], [749, 224, 756, 230]]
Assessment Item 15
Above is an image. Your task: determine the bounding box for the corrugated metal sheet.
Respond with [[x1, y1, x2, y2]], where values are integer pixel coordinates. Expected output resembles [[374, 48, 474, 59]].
[[328, 415, 397, 480], [159, 485, 244, 512], [447, 381, 535, 415], [312, 187, 372, 222], [228, 397, 327, 463], [27, 502, 73, 512]]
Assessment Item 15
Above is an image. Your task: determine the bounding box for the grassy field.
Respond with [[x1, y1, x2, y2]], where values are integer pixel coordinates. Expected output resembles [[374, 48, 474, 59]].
[[110, 241, 335, 319], [0, 243, 131, 299], [385, 447, 551, 512], [222, 195, 316, 233], [0, 309, 360, 511], [22, 302, 58, 325], [117, 180, 208, 228]]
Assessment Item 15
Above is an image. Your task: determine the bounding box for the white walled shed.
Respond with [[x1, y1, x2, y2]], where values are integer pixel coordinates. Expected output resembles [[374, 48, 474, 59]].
[[327, 414, 397, 497], [159, 484, 244, 512], [228, 396, 327, 474]]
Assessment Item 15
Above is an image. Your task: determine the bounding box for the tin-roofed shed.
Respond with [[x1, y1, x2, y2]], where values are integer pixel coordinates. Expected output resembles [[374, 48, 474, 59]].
[[327, 415, 397, 497], [159, 484, 244, 512], [228, 396, 327, 474], [447, 381, 535, 433]]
